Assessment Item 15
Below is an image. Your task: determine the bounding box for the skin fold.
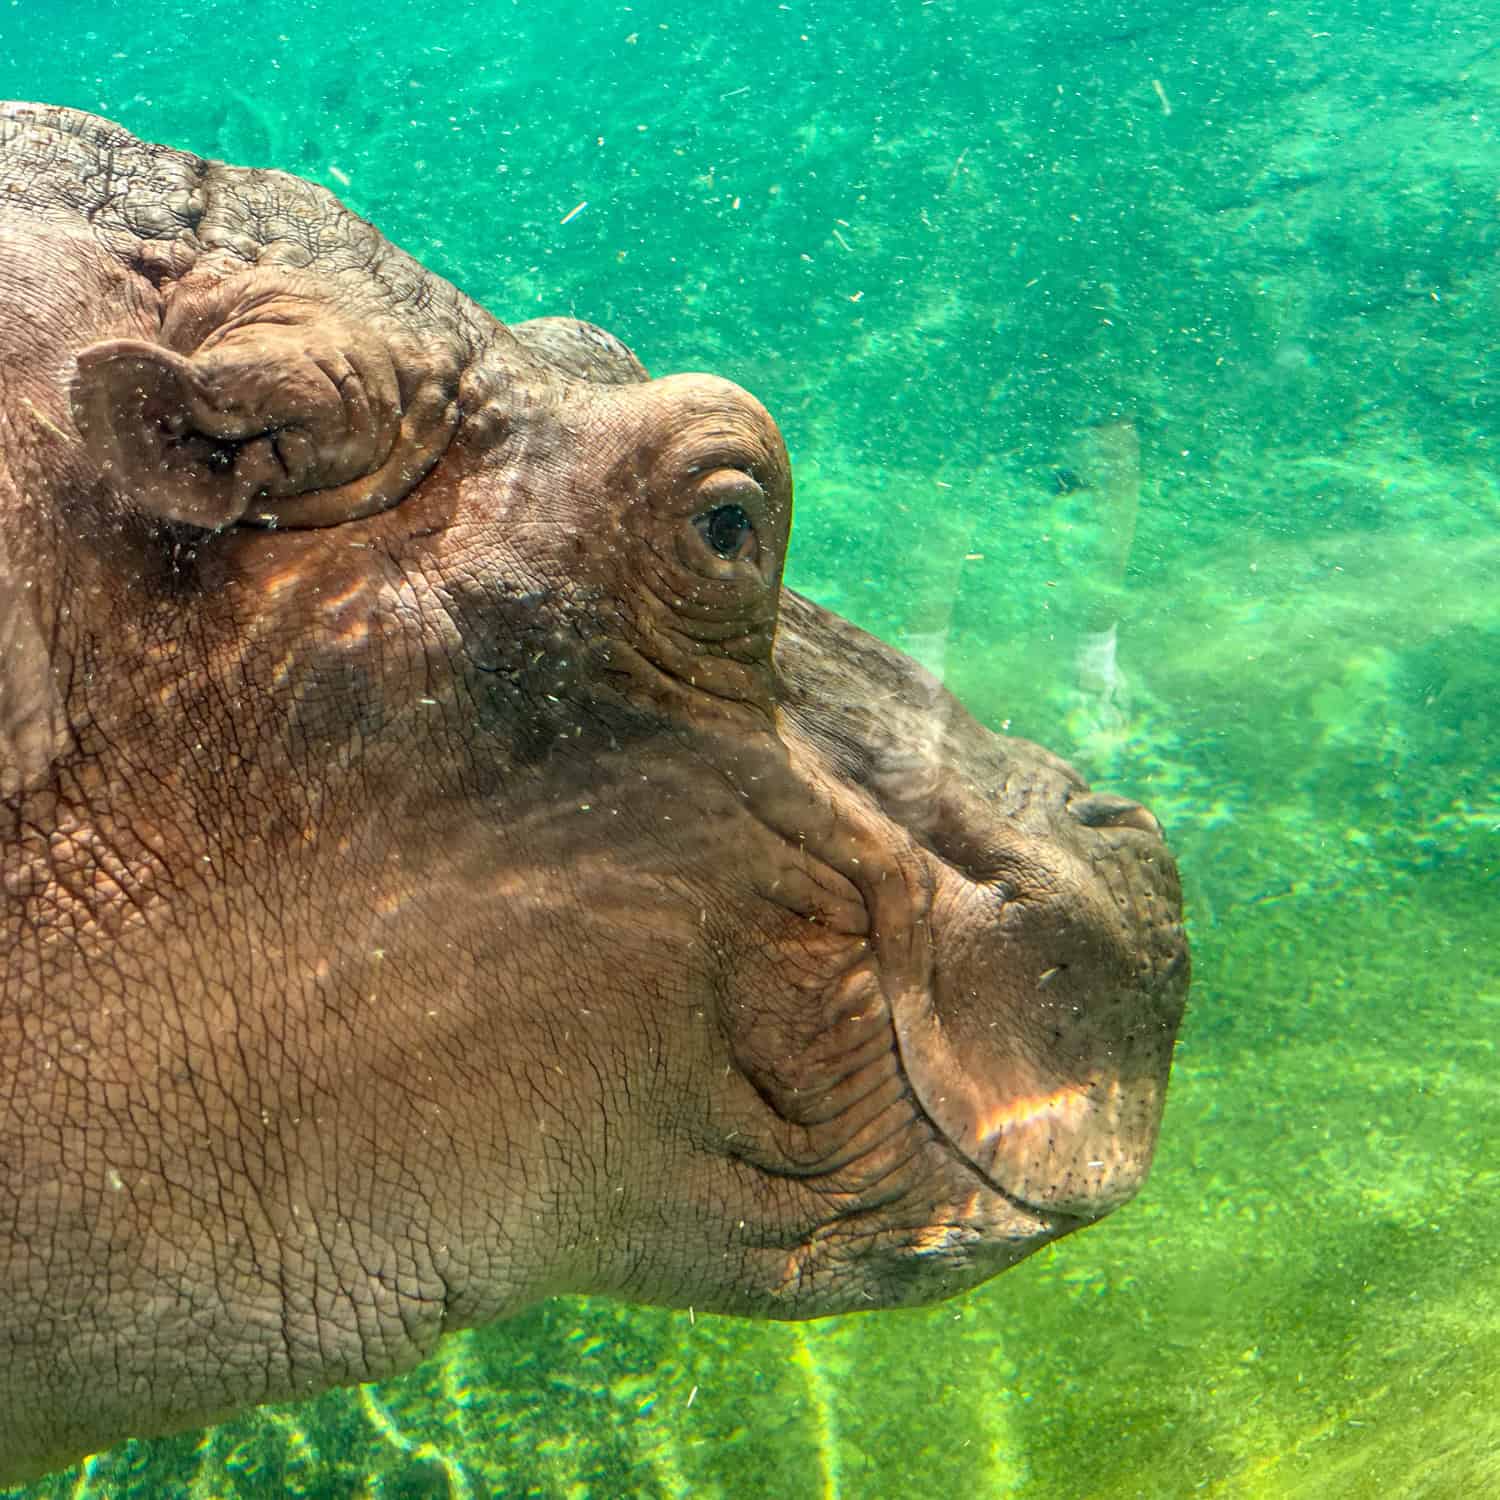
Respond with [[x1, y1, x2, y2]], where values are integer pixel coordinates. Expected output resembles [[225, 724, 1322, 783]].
[[0, 102, 1188, 1483]]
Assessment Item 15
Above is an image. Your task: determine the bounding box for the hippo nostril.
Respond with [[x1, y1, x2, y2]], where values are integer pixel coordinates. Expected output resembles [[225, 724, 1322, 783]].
[[1068, 793, 1162, 837]]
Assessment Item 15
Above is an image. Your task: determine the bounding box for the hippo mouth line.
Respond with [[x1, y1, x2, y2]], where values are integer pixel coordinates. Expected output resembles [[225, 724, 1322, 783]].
[[905, 1051, 1147, 1225], [913, 1088, 1093, 1238], [879, 1026, 1087, 1234]]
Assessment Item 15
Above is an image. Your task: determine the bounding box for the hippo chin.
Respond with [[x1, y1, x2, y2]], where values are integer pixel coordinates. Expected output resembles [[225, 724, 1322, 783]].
[[0, 102, 1189, 1484]]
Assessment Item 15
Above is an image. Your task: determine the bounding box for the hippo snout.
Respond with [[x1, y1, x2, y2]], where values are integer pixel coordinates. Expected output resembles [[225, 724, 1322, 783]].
[[773, 590, 1188, 1233], [887, 747, 1188, 1222]]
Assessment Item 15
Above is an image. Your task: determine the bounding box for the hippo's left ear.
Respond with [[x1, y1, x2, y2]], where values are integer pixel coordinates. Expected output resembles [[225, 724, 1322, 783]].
[[71, 271, 462, 530]]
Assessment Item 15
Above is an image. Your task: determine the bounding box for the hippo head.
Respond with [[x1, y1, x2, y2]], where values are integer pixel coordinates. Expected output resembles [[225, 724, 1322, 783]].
[[0, 103, 1188, 1481]]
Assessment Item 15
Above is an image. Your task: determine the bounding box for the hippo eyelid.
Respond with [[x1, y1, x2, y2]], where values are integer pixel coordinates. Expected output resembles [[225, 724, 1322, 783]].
[[682, 451, 773, 488], [687, 463, 765, 495]]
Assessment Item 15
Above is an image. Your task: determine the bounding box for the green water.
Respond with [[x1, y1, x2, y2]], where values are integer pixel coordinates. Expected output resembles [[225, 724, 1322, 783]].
[[4, 0, 1497, 1494]]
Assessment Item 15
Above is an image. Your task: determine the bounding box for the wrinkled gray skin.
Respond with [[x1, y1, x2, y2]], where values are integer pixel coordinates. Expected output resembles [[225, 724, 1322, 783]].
[[0, 103, 1189, 1484]]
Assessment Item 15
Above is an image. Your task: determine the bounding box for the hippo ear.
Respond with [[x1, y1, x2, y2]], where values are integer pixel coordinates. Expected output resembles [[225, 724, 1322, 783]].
[[71, 278, 462, 530]]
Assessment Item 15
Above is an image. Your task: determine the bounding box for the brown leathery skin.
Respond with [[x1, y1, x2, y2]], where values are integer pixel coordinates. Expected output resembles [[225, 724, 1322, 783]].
[[0, 102, 1188, 1483]]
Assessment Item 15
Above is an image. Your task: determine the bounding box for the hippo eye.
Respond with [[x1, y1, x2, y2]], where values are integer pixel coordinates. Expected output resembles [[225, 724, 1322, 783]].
[[693, 501, 759, 563]]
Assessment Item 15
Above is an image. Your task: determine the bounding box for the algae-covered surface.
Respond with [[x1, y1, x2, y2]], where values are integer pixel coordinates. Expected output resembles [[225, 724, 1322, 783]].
[[3, 0, 1497, 1494]]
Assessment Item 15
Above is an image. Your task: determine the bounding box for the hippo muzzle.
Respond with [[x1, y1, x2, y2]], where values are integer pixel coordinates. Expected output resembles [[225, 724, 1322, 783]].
[[719, 589, 1190, 1305]]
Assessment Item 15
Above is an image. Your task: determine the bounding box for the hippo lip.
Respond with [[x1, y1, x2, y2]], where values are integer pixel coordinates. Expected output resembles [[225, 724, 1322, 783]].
[[891, 941, 1188, 1224]]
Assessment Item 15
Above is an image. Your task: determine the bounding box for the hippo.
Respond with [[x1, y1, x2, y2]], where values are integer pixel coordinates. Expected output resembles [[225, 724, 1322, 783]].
[[0, 102, 1188, 1484]]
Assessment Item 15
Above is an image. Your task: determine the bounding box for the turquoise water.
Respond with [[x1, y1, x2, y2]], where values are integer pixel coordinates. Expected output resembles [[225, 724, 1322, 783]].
[[3, 0, 1498, 1494]]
